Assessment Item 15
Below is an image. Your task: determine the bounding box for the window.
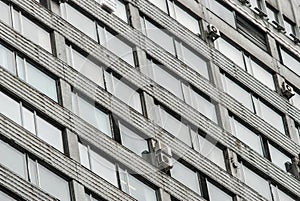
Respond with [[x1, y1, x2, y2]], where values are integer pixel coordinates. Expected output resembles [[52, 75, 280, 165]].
[[291, 90, 300, 110], [104, 71, 142, 113], [95, 0, 128, 22], [183, 86, 217, 122], [148, 0, 201, 35], [97, 24, 135, 66], [268, 143, 291, 171], [266, 4, 279, 25], [271, 185, 297, 201], [0, 139, 71, 201], [119, 168, 157, 201], [66, 44, 105, 88], [0, 1, 11, 26], [0, 44, 14, 74], [0, 92, 64, 152], [16, 55, 58, 101], [72, 91, 112, 137], [170, 161, 201, 195], [118, 121, 149, 156], [279, 46, 300, 76], [79, 143, 118, 187], [206, 0, 236, 28], [60, 3, 97, 41], [0, 190, 17, 201], [283, 17, 296, 39], [229, 116, 263, 155], [207, 180, 233, 201], [240, 162, 272, 200]]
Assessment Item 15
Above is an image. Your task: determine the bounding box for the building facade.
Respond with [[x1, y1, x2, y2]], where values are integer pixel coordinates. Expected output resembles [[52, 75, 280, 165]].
[[1, 0, 300, 200]]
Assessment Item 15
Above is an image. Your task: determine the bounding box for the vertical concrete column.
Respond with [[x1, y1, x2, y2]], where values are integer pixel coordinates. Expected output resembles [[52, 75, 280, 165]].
[[50, 2, 86, 201]]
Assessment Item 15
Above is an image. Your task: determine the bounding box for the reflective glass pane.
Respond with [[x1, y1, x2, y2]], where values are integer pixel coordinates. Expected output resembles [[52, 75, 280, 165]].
[[173, 3, 200, 34], [22, 16, 51, 52], [0, 1, 10, 25], [266, 5, 278, 23], [180, 44, 209, 79], [242, 164, 271, 200], [127, 173, 157, 201], [0, 91, 21, 125], [90, 150, 118, 187], [151, 61, 183, 99], [0, 44, 14, 74], [148, 0, 168, 13], [191, 130, 226, 169], [79, 143, 90, 168], [26, 62, 58, 102], [38, 164, 71, 201], [207, 180, 232, 201], [208, 0, 236, 28], [283, 18, 294, 38], [271, 185, 295, 201], [143, 18, 175, 55], [230, 117, 263, 155], [216, 38, 245, 70], [249, 59, 275, 90], [170, 161, 201, 194], [222, 75, 254, 112], [105, 72, 142, 113], [69, 46, 104, 88], [155, 105, 191, 146], [292, 92, 300, 110], [28, 159, 38, 185], [22, 107, 35, 134], [36, 115, 63, 152], [75, 94, 112, 137], [119, 123, 149, 156], [0, 140, 26, 178], [62, 3, 97, 40], [280, 48, 300, 76], [114, 0, 127, 22], [268, 143, 291, 171]]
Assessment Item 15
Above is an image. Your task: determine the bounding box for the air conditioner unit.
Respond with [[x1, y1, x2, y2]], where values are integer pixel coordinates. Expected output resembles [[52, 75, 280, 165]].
[[281, 82, 295, 99], [100, 0, 117, 13], [207, 24, 220, 41], [156, 152, 173, 171]]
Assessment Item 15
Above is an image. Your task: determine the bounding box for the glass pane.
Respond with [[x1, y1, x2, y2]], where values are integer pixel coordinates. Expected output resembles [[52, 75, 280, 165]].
[[90, 150, 118, 187], [22, 107, 35, 134], [151, 61, 183, 99], [22, 16, 51, 52], [268, 143, 291, 171], [70, 46, 104, 88], [216, 38, 245, 70], [119, 122, 149, 156], [148, 0, 168, 13], [257, 99, 285, 134], [222, 75, 254, 112], [173, 3, 200, 34], [249, 0, 259, 8], [63, 3, 97, 40], [283, 18, 294, 38], [105, 72, 142, 113], [280, 48, 300, 76], [187, 88, 217, 122], [266, 5, 277, 23], [98, 26, 135, 66], [78, 143, 90, 169], [292, 92, 300, 110], [143, 18, 175, 55], [16, 55, 25, 80], [0, 1, 10, 26], [0, 191, 16, 201], [230, 117, 263, 155], [208, 0, 236, 28], [114, 0, 127, 22], [38, 164, 71, 201], [242, 164, 271, 200], [0, 91, 21, 125], [180, 44, 209, 80], [170, 161, 201, 194], [28, 158, 38, 185], [155, 105, 191, 146], [0, 44, 14, 74], [127, 174, 157, 201], [36, 115, 64, 152], [76, 94, 112, 137], [207, 181, 232, 201], [249, 59, 275, 90], [0, 140, 26, 178], [26, 62, 58, 102], [271, 185, 295, 201], [192, 130, 226, 169]]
